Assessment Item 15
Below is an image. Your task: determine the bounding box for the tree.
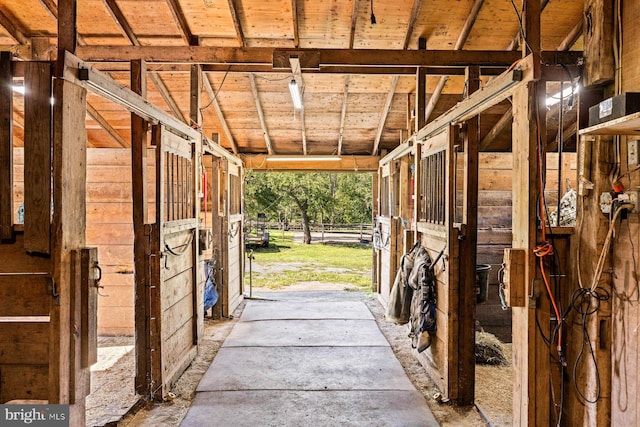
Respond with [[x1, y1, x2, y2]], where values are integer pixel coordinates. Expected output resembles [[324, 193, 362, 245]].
[[244, 172, 373, 244]]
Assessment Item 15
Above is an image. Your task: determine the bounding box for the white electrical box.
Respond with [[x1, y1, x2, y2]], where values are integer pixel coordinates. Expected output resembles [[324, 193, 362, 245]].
[[629, 139, 639, 166]]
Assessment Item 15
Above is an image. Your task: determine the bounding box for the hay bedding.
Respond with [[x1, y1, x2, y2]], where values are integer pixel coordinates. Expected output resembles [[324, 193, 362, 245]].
[[475, 331, 509, 365]]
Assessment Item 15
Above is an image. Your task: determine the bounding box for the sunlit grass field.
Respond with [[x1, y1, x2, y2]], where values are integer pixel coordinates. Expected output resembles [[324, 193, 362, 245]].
[[244, 230, 373, 290]]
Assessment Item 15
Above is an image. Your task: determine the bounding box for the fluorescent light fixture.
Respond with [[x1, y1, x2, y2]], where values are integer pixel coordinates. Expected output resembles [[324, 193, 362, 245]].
[[267, 156, 341, 162], [11, 85, 25, 95], [546, 84, 579, 107], [288, 79, 303, 110]]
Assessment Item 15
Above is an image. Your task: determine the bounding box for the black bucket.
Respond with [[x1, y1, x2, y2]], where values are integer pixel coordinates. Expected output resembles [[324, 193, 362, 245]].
[[476, 264, 491, 303]]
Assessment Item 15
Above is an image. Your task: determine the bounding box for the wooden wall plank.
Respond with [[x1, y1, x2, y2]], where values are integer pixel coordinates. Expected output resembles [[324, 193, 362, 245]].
[[24, 62, 52, 254], [0, 51, 13, 242], [0, 276, 51, 316], [0, 322, 49, 364], [0, 365, 48, 403]]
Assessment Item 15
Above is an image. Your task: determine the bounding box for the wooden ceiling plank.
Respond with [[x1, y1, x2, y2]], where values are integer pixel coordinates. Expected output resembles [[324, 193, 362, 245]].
[[227, 0, 246, 47], [372, 76, 398, 155], [557, 18, 583, 52], [248, 73, 273, 155], [291, 0, 299, 48], [203, 73, 238, 154], [39, 0, 59, 19], [0, 9, 28, 45], [424, 0, 484, 123], [338, 75, 350, 155], [86, 102, 127, 147], [165, 0, 196, 45]]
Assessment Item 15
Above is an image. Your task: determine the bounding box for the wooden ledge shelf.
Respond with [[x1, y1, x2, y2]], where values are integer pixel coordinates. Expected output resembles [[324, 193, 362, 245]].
[[579, 111, 640, 136]]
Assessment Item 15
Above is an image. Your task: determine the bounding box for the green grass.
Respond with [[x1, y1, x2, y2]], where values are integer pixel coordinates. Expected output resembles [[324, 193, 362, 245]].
[[245, 230, 373, 290]]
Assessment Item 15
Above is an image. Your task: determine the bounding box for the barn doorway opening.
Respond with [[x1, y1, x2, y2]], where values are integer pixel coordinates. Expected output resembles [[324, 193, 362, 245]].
[[242, 171, 375, 297]]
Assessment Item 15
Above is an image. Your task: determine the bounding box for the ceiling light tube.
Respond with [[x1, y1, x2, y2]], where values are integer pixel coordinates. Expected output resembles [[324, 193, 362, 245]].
[[288, 79, 303, 110], [267, 156, 341, 162]]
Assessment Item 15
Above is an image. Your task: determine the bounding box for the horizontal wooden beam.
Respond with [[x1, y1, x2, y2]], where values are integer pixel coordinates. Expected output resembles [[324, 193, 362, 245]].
[[85, 62, 510, 76], [75, 46, 582, 68], [240, 155, 380, 172]]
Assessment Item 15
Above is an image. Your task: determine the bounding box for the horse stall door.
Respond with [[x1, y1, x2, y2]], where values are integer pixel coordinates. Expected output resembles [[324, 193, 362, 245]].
[[415, 127, 465, 400], [225, 164, 243, 313], [147, 125, 200, 399], [376, 164, 395, 305]]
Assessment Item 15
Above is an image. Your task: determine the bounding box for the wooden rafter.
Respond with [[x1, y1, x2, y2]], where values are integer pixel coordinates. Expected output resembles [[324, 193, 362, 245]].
[[348, 0, 359, 49], [337, 75, 350, 155], [291, 0, 299, 48], [86, 102, 127, 147], [202, 74, 238, 154], [479, 106, 512, 150], [371, 76, 398, 155], [424, 0, 484, 123], [227, 0, 246, 47], [39, 0, 58, 19], [0, 9, 27, 45], [371, 0, 421, 155], [248, 73, 273, 155], [290, 57, 307, 155], [165, 0, 196, 45], [102, 0, 187, 123]]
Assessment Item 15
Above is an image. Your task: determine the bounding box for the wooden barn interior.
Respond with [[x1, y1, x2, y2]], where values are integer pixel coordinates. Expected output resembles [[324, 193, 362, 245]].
[[0, 0, 638, 425]]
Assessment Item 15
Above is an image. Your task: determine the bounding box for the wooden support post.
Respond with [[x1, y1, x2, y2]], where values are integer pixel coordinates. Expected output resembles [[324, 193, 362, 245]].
[[131, 59, 151, 397], [565, 85, 610, 426], [511, 80, 545, 426], [583, 0, 615, 87], [190, 63, 202, 345], [523, 0, 541, 79], [50, 77, 87, 424], [56, 0, 76, 77], [456, 66, 480, 405], [0, 51, 13, 242], [24, 62, 52, 254]]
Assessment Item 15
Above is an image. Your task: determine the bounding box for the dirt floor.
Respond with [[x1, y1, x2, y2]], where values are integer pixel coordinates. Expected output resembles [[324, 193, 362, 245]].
[[86, 336, 138, 427], [108, 286, 512, 427]]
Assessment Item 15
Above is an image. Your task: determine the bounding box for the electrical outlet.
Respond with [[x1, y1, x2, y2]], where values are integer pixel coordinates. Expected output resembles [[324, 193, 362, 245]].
[[622, 190, 640, 213], [629, 139, 639, 166]]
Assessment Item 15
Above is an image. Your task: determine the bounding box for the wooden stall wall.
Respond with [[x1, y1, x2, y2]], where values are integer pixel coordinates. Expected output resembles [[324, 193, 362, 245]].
[[375, 162, 400, 306], [610, 2, 640, 424], [84, 149, 155, 336]]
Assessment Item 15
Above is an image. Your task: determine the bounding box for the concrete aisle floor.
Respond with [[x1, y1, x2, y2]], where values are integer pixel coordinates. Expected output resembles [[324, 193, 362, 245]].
[[180, 292, 439, 427]]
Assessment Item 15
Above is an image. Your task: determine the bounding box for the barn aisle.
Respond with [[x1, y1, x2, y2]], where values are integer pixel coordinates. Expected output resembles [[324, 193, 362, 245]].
[[180, 295, 439, 426]]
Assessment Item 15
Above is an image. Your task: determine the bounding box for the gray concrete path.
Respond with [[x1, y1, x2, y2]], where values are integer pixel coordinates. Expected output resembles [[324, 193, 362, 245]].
[[181, 293, 439, 427]]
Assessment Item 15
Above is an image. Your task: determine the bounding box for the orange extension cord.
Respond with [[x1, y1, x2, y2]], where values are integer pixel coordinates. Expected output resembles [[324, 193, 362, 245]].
[[532, 87, 564, 362]]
